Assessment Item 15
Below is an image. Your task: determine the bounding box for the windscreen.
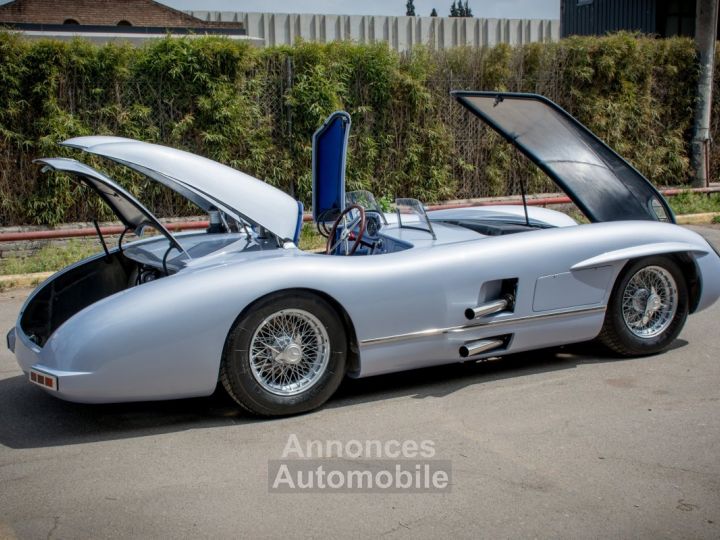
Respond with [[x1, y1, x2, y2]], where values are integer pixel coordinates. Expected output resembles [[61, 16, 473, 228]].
[[395, 198, 436, 239]]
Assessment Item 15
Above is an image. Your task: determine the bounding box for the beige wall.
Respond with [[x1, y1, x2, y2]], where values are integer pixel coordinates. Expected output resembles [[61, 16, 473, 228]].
[[188, 11, 559, 51]]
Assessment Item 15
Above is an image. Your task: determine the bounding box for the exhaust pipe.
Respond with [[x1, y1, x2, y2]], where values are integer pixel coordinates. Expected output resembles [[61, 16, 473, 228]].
[[459, 338, 505, 358], [464, 295, 512, 320]]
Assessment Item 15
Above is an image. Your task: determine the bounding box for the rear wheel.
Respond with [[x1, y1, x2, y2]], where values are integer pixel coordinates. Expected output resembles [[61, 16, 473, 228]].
[[220, 292, 347, 416], [599, 256, 688, 356]]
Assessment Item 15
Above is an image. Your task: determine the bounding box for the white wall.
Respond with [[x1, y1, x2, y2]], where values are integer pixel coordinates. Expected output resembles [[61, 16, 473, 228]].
[[187, 11, 560, 51]]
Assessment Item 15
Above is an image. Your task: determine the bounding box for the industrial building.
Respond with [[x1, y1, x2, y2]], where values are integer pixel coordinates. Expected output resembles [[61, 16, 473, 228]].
[[561, 0, 717, 39]]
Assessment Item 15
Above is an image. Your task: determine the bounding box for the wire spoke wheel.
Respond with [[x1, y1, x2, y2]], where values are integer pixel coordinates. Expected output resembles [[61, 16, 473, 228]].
[[599, 257, 688, 357], [249, 309, 330, 396], [221, 292, 346, 416], [621, 265, 678, 339]]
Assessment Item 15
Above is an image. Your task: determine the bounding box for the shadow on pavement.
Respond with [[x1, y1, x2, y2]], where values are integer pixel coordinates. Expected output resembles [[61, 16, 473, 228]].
[[0, 339, 687, 449]]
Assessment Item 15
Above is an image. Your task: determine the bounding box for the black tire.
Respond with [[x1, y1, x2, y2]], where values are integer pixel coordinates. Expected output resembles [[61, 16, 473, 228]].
[[598, 256, 689, 356], [220, 292, 347, 416]]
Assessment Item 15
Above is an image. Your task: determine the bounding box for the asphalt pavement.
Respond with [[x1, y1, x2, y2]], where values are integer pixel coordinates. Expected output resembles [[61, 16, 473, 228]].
[[0, 226, 719, 539]]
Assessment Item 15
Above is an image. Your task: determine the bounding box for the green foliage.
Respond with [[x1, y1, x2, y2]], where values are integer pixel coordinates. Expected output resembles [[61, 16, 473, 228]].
[[298, 223, 325, 252], [0, 32, 707, 227], [558, 33, 695, 186], [667, 191, 720, 215], [0, 239, 99, 274], [450, 1, 472, 17]]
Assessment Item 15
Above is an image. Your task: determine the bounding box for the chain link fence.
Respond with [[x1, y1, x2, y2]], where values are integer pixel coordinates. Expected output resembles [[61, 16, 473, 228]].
[[68, 55, 570, 202], [250, 55, 563, 202]]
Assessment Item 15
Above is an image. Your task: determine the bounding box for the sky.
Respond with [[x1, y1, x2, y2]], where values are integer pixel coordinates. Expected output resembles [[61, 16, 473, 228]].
[[159, 0, 560, 19]]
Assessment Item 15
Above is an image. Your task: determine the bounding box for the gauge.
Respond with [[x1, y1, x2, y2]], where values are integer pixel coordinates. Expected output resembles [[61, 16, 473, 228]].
[[365, 213, 381, 238]]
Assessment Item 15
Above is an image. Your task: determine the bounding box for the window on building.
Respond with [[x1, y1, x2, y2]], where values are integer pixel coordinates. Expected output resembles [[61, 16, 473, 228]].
[[657, 0, 695, 38], [117, 20, 132, 26], [63, 19, 79, 25]]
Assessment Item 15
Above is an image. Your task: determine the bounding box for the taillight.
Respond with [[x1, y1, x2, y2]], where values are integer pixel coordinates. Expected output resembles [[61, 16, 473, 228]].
[[29, 369, 58, 391]]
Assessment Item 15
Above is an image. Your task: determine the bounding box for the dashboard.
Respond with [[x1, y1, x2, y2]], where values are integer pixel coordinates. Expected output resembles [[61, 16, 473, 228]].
[[350, 211, 413, 255]]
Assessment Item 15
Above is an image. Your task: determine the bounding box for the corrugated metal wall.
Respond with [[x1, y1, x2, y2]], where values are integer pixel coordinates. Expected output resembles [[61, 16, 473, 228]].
[[561, 0, 657, 37]]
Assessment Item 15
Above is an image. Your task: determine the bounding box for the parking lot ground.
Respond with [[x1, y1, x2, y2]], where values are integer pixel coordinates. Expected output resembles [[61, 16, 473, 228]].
[[0, 226, 719, 539]]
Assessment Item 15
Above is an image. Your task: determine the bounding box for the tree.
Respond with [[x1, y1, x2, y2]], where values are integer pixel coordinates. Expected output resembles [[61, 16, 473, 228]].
[[692, 0, 718, 186], [450, 1, 473, 17], [430, 8, 438, 16], [406, 0, 416, 16]]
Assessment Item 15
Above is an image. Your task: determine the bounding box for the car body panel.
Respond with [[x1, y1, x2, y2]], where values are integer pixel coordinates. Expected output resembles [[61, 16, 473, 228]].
[[452, 91, 675, 224], [11, 217, 720, 403], [571, 242, 711, 270], [428, 205, 578, 228], [62, 136, 213, 213], [532, 266, 614, 312], [61, 136, 301, 241]]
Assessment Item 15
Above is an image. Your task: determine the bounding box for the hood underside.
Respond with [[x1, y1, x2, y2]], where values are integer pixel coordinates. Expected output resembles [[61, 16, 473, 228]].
[[452, 91, 675, 224], [61, 136, 301, 240], [35, 157, 184, 253]]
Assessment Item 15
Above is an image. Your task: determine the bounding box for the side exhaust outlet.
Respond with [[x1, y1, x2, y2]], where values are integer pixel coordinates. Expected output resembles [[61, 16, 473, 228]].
[[459, 338, 505, 358], [464, 295, 513, 320]]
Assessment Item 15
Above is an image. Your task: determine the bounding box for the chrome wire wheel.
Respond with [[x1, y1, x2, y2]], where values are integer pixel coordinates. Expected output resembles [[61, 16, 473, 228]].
[[621, 265, 678, 339], [249, 309, 330, 396]]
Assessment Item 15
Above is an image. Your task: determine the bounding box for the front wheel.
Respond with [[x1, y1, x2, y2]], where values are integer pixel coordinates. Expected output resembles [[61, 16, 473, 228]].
[[598, 256, 689, 356], [220, 292, 347, 416]]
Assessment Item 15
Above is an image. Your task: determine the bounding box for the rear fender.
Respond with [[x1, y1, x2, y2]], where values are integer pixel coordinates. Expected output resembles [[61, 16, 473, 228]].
[[572, 242, 713, 314]]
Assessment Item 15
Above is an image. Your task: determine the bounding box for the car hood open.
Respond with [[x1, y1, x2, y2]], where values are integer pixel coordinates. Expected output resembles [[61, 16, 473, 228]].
[[61, 136, 302, 241], [35, 157, 185, 253], [452, 91, 675, 223]]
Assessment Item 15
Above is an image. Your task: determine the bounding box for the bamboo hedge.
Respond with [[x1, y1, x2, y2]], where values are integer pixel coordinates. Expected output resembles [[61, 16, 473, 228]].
[[0, 31, 709, 226]]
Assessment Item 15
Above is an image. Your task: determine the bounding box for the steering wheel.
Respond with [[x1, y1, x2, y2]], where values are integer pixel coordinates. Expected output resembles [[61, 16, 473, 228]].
[[326, 204, 366, 255], [315, 209, 337, 238]]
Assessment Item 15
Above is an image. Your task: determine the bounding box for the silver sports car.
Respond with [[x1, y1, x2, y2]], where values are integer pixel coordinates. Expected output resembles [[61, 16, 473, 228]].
[[7, 92, 720, 416]]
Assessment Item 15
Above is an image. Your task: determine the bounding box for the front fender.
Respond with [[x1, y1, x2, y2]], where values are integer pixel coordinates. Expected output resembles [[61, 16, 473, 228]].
[[569, 233, 720, 314], [37, 251, 350, 402], [571, 242, 710, 270]]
